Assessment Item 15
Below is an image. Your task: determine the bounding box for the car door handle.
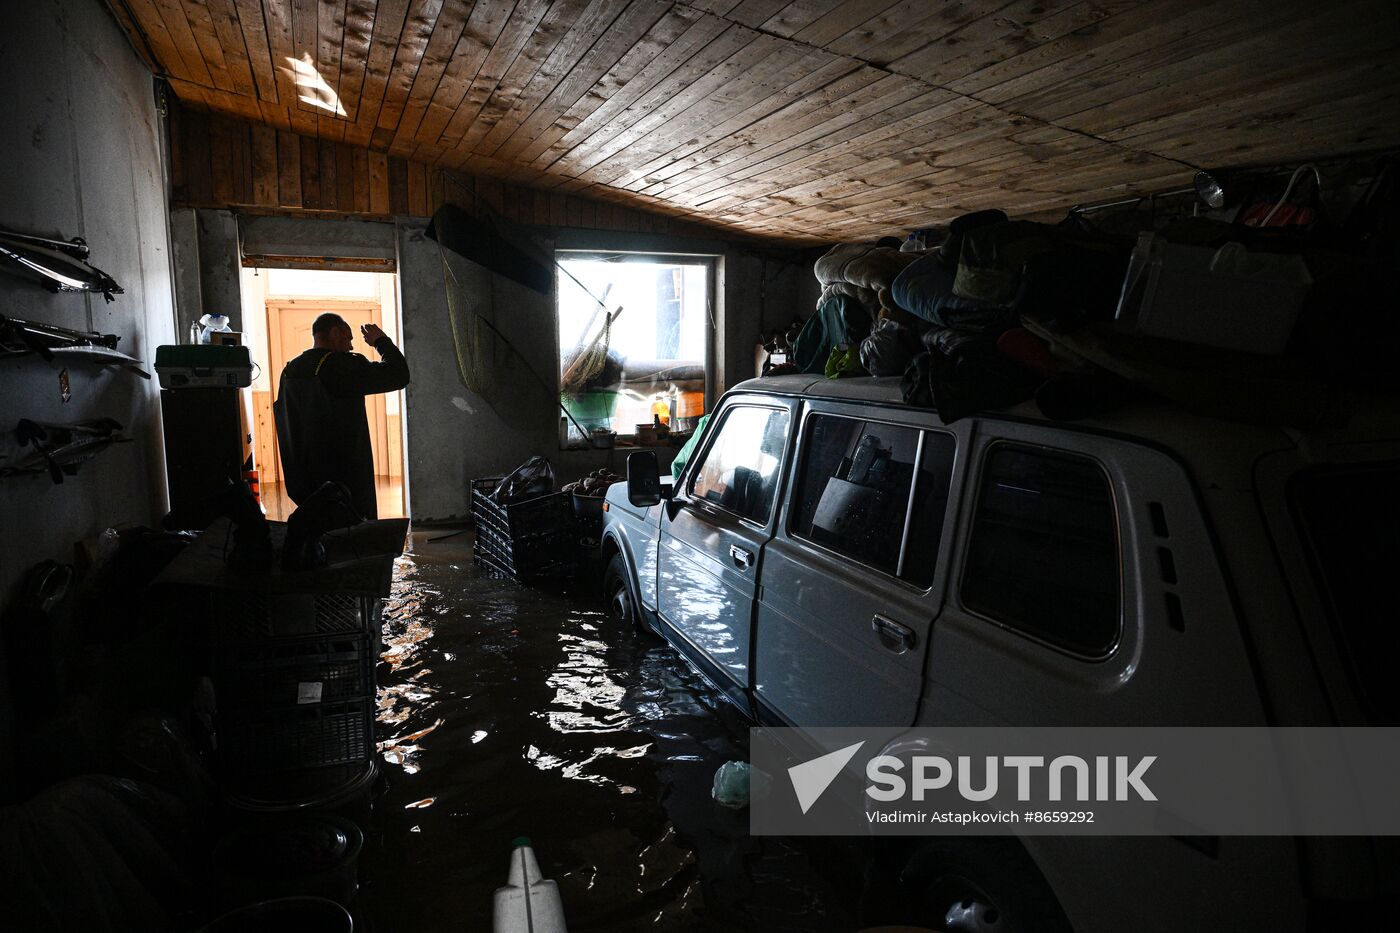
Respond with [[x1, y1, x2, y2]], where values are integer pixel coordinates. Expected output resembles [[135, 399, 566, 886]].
[[728, 544, 754, 568], [872, 614, 916, 654]]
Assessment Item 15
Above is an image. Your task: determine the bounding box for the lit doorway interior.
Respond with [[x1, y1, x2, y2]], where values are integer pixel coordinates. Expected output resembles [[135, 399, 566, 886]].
[[240, 267, 407, 520]]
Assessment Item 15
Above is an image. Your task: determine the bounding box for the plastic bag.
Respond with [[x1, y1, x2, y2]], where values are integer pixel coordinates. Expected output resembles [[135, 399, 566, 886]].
[[858, 318, 922, 377], [492, 456, 555, 503], [824, 343, 865, 379], [711, 761, 750, 810]]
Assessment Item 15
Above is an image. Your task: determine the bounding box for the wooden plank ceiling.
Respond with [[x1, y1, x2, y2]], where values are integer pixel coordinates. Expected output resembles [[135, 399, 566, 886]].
[[114, 0, 1400, 244]]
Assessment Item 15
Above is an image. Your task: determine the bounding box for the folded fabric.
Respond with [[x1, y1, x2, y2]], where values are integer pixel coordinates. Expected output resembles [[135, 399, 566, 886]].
[[818, 280, 879, 318], [891, 251, 1016, 331], [814, 243, 919, 295]]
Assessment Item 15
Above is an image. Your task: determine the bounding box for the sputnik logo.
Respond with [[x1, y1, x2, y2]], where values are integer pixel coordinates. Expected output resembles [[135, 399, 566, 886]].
[[788, 741, 865, 814]]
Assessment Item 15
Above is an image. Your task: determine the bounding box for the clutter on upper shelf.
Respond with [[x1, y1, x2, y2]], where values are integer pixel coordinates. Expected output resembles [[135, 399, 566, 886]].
[[0, 227, 123, 301], [776, 157, 1398, 429]]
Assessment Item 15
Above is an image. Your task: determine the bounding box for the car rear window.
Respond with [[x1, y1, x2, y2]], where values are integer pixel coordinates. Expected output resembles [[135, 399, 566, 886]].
[[961, 444, 1120, 657], [1290, 463, 1400, 725]]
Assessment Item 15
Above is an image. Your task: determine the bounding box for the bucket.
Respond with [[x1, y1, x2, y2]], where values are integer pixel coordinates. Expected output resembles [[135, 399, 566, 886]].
[[677, 391, 705, 419], [196, 896, 352, 933], [571, 493, 605, 540], [223, 759, 378, 821]]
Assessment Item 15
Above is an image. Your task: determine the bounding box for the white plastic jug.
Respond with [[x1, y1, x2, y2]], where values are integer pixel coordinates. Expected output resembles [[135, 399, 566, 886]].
[[492, 837, 567, 933]]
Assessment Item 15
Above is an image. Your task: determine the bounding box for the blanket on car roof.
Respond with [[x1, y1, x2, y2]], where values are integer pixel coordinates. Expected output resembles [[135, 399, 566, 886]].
[[813, 243, 920, 323]]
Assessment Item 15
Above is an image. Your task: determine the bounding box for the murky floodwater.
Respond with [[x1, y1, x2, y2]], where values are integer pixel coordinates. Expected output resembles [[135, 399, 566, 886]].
[[356, 535, 863, 932]]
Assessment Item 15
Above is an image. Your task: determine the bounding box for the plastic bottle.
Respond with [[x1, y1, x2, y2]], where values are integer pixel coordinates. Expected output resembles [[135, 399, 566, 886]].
[[492, 837, 567, 933], [197, 313, 232, 344]]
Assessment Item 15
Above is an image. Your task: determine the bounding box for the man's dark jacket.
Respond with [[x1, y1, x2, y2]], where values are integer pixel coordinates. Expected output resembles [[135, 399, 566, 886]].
[[273, 336, 410, 519]]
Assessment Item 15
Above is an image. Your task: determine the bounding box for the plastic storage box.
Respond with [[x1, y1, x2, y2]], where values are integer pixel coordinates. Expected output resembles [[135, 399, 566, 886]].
[[155, 344, 254, 388], [470, 477, 576, 581], [1114, 233, 1312, 355]]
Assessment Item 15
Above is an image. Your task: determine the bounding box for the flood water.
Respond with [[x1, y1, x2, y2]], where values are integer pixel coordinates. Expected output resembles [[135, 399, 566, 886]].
[[356, 534, 865, 931]]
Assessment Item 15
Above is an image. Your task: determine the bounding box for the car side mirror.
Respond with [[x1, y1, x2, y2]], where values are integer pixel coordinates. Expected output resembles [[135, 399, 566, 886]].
[[627, 450, 669, 507]]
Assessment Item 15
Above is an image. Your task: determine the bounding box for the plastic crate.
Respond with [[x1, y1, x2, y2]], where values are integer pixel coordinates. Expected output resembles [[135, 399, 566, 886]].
[[215, 635, 374, 710], [469, 477, 577, 580], [473, 526, 576, 580], [470, 477, 574, 537], [208, 590, 381, 642], [220, 697, 372, 774]]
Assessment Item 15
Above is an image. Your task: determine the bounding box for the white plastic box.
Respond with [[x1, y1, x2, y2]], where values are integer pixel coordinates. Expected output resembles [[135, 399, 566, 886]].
[[1115, 233, 1312, 355]]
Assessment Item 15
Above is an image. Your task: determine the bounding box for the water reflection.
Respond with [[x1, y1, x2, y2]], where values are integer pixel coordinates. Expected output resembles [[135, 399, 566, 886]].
[[358, 538, 860, 931]]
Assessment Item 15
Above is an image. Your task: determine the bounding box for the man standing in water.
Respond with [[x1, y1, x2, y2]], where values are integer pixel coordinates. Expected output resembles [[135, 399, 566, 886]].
[[274, 312, 410, 519]]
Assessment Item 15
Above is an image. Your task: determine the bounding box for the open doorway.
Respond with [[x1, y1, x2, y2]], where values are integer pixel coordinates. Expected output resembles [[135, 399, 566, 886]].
[[240, 267, 407, 520]]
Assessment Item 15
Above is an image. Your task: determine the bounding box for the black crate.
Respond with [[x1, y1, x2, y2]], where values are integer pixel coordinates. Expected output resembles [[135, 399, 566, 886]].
[[473, 526, 575, 581], [470, 477, 574, 537], [215, 635, 374, 710], [220, 697, 372, 774], [209, 590, 380, 642], [470, 477, 577, 581]]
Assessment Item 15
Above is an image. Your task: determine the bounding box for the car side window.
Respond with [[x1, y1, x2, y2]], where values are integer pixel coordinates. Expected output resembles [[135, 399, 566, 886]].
[[689, 406, 790, 523], [791, 415, 930, 577], [961, 444, 1120, 657]]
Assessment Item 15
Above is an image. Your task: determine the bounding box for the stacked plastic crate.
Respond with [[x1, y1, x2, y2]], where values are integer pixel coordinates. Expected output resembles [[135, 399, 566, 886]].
[[209, 588, 379, 780]]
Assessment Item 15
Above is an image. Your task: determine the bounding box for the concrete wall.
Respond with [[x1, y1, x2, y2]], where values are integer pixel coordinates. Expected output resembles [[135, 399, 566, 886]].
[[397, 222, 632, 523], [0, 0, 175, 601], [169, 207, 242, 338]]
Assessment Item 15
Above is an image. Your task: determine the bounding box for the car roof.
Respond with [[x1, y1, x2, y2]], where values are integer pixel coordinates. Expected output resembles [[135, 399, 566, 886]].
[[726, 374, 1400, 474]]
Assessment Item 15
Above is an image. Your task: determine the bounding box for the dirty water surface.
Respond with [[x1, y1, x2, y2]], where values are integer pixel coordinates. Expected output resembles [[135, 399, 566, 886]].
[[356, 535, 865, 932]]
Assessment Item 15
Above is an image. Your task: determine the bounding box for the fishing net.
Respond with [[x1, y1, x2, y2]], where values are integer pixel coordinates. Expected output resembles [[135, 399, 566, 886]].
[[439, 244, 499, 402], [559, 309, 612, 397]]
